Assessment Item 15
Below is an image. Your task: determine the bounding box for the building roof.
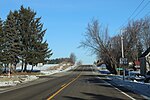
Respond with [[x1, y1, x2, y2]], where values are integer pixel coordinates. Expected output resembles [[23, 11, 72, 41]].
[[140, 47, 150, 58]]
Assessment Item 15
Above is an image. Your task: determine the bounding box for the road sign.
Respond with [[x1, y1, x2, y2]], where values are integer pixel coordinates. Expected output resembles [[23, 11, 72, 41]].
[[120, 58, 128, 65], [116, 68, 123, 70]]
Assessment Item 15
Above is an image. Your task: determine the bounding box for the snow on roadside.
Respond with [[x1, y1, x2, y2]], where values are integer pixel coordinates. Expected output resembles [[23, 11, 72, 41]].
[[0, 75, 39, 87], [16, 64, 59, 71], [0, 64, 76, 87], [96, 64, 150, 99], [0, 81, 16, 87], [108, 75, 150, 99], [36, 64, 59, 71], [61, 65, 76, 72], [21, 75, 39, 83], [39, 65, 76, 76]]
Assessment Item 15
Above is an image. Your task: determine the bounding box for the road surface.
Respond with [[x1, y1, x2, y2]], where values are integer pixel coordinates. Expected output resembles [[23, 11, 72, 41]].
[[0, 65, 145, 100]]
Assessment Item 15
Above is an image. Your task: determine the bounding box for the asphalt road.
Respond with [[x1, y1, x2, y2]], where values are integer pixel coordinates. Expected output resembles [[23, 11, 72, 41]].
[[0, 65, 145, 100]]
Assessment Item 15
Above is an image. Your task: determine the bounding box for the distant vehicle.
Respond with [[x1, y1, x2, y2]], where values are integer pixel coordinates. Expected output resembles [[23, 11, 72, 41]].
[[144, 71, 150, 83], [99, 70, 111, 74], [126, 71, 144, 81], [97, 64, 111, 74]]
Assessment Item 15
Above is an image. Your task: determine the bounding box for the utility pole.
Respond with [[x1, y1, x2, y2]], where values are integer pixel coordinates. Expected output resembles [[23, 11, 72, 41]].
[[121, 35, 124, 58], [121, 30, 125, 80]]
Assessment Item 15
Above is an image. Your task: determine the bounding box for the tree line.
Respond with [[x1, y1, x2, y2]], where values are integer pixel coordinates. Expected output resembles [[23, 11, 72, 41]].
[[0, 6, 52, 72], [80, 17, 150, 74], [48, 53, 76, 65]]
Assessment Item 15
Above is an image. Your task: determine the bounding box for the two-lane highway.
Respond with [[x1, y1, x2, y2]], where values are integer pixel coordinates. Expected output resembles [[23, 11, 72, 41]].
[[0, 65, 145, 100]]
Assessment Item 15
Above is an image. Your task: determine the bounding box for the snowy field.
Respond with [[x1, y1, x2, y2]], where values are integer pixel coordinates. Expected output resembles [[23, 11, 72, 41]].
[[0, 64, 76, 87], [16, 64, 59, 71]]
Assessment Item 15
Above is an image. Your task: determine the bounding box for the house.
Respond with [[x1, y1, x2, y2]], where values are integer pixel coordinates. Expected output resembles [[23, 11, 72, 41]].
[[139, 47, 150, 75]]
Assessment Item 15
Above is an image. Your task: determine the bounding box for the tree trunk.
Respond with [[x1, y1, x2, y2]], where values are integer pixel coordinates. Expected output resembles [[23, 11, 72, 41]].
[[8, 63, 11, 78], [31, 65, 34, 72], [13, 64, 16, 72], [21, 60, 24, 72], [4, 64, 7, 73], [105, 60, 117, 74], [23, 61, 27, 72]]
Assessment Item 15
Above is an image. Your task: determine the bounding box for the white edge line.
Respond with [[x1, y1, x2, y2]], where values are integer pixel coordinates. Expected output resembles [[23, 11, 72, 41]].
[[97, 77, 136, 100]]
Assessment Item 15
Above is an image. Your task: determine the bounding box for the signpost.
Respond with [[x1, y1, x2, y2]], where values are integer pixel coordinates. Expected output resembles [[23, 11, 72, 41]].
[[120, 57, 128, 80]]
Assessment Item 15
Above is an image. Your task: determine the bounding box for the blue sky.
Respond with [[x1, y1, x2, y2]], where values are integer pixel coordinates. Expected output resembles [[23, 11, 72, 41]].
[[0, 0, 150, 64]]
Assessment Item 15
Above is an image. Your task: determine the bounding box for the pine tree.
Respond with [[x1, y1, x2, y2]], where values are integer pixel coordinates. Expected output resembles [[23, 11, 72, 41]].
[[0, 18, 4, 66], [0, 6, 52, 72], [27, 17, 52, 71], [0, 18, 9, 72], [18, 6, 36, 71], [18, 6, 52, 72], [3, 11, 20, 71]]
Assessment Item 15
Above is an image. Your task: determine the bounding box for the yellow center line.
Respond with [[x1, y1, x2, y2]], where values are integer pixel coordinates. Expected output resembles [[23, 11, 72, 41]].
[[47, 73, 81, 100], [61, 83, 66, 87]]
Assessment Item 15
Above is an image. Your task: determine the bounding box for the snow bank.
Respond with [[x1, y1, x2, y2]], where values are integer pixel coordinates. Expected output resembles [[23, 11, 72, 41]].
[[109, 75, 150, 99], [0, 81, 16, 87], [96, 64, 150, 99], [40, 65, 76, 75], [21, 75, 39, 82], [40, 70, 59, 75], [0, 75, 39, 87], [0, 64, 76, 87], [61, 65, 76, 72], [36, 64, 59, 70]]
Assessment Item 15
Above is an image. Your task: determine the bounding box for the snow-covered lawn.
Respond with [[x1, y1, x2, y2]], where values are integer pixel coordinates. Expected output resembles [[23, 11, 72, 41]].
[[0, 64, 76, 87]]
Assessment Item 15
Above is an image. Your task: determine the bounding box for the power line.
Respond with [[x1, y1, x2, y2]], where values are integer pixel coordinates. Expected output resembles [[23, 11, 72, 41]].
[[128, 0, 145, 20], [116, 0, 146, 33], [122, 0, 145, 25], [132, 1, 150, 19]]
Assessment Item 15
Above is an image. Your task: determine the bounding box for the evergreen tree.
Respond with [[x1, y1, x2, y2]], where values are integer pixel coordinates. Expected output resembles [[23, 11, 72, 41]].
[[0, 18, 9, 72], [18, 6, 36, 71], [0, 6, 52, 72], [3, 11, 20, 71], [0, 18, 4, 66], [18, 6, 52, 72]]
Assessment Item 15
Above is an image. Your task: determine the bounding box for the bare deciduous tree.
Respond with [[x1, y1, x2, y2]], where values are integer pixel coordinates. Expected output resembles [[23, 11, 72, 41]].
[[80, 16, 150, 74], [79, 19, 117, 74], [70, 53, 76, 64], [123, 20, 143, 62], [140, 17, 150, 50], [76, 60, 82, 66]]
